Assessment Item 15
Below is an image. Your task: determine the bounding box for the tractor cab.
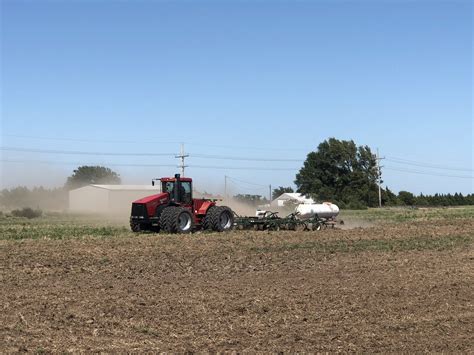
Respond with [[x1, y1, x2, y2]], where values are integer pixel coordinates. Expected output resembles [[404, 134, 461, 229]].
[[159, 174, 193, 205]]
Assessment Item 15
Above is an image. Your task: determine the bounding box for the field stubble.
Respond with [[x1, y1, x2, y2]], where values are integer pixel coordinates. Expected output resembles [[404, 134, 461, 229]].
[[1, 207, 473, 352]]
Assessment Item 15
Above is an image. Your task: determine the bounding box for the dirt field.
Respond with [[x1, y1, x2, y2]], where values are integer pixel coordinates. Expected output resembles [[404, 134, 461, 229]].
[[1, 208, 473, 352]]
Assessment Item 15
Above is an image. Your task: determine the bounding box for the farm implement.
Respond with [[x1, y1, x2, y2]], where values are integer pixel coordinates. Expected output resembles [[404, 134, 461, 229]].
[[130, 174, 340, 234], [233, 211, 338, 231]]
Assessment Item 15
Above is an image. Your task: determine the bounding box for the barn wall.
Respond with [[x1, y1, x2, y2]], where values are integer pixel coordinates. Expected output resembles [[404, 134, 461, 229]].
[[69, 187, 109, 213], [271, 196, 292, 207]]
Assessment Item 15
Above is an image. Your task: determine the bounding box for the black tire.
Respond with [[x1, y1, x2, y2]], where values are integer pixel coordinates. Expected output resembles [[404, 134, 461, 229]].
[[173, 207, 194, 234], [159, 206, 176, 233], [268, 224, 280, 231], [130, 221, 141, 232], [297, 223, 307, 232], [160, 206, 194, 234], [202, 206, 217, 231], [203, 206, 234, 232]]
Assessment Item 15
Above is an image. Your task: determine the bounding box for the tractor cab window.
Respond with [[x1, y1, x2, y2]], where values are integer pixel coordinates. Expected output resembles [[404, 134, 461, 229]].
[[163, 181, 175, 194], [180, 181, 192, 204], [162, 180, 191, 203]]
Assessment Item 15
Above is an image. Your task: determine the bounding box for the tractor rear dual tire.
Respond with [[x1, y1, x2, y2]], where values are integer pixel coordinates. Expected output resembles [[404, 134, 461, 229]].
[[159, 206, 194, 234], [203, 206, 234, 232]]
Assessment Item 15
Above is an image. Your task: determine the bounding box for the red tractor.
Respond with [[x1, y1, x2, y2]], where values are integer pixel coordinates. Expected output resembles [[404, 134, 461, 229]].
[[130, 174, 234, 233]]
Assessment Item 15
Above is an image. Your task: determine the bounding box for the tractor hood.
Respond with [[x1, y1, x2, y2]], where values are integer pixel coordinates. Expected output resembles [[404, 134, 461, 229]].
[[132, 192, 170, 219], [133, 192, 169, 204]]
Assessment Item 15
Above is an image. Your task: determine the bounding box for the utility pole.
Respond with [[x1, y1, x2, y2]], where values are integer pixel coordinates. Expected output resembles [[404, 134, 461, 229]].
[[224, 175, 228, 199], [269, 184, 272, 203], [175, 143, 189, 176], [376, 148, 385, 208]]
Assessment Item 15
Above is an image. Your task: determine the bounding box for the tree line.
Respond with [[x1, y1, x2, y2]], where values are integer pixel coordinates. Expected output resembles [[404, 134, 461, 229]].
[[2, 185, 471, 211], [383, 189, 474, 207], [275, 138, 472, 209], [0, 140, 472, 210], [268, 187, 474, 208]]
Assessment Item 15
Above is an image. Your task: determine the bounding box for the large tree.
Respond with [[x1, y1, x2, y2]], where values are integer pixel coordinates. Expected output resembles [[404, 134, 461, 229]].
[[398, 191, 415, 206], [295, 138, 380, 208], [65, 166, 121, 190]]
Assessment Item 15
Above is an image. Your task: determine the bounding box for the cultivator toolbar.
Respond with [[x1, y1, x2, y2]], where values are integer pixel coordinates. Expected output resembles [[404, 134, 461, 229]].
[[233, 211, 339, 231]]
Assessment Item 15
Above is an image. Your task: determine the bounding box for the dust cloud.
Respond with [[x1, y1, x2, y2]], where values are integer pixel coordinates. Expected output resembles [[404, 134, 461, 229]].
[[219, 197, 260, 216]]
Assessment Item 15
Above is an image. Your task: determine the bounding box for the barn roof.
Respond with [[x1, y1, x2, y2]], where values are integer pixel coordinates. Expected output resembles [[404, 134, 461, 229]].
[[87, 184, 159, 191], [274, 193, 315, 203]]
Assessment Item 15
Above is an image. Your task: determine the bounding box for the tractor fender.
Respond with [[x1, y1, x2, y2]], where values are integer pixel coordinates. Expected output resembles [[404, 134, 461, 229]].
[[196, 200, 215, 215]]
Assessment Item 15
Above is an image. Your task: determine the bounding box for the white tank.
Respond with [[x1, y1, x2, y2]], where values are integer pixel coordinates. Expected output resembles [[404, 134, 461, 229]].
[[255, 210, 268, 218], [295, 202, 339, 219]]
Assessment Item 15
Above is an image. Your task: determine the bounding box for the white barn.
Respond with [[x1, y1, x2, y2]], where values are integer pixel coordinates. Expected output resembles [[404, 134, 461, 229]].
[[271, 193, 315, 207], [69, 185, 159, 215]]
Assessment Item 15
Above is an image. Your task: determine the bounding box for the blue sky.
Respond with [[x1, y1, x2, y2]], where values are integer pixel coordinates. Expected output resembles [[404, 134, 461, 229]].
[[1, 0, 472, 196]]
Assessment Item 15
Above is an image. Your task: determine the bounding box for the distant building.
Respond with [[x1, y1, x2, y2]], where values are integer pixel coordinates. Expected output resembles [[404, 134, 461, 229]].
[[69, 185, 159, 214], [271, 193, 315, 207]]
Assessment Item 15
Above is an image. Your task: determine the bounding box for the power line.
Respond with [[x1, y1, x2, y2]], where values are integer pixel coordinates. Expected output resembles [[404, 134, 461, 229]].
[[187, 142, 308, 151], [227, 176, 268, 187], [2, 146, 472, 179], [0, 146, 303, 162], [225, 176, 270, 196], [386, 156, 473, 172], [3, 157, 472, 177], [3, 134, 473, 169], [0, 159, 299, 171], [189, 164, 298, 171], [0, 159, 177, 168], [190, 153, 302, 162], [0, 147, 176, 156], [385, 166, 474, 179], [3, 144, 470, 173]]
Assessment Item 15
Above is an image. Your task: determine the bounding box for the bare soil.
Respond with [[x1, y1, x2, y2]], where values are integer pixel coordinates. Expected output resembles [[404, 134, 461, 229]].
[[1, 218, 473, 352]]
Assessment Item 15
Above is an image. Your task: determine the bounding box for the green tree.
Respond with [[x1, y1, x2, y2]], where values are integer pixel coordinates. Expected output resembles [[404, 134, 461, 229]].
[[65, 166, 121, 190], [272, 186, 294, 200], [415, 193, 428, 206], [398, 191, 415, 205], [382, 186, 400, 206], [295, 138, 380, 208]]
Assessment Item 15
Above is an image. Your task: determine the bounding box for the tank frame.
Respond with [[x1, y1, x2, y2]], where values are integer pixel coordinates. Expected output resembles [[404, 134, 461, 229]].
[[233, 211, 339, 231]]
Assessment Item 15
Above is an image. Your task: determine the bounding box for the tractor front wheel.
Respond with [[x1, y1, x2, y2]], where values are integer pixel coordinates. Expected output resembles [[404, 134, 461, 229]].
[[130, 222, 141, 232]]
